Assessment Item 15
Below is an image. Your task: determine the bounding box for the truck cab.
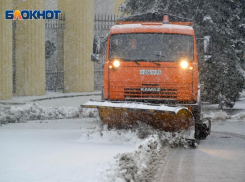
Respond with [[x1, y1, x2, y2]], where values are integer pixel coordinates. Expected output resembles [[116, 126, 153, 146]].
[[103, 15, 199, 105]]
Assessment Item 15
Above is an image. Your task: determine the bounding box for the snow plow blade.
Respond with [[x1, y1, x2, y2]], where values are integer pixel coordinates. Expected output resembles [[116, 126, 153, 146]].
[[81, 101, 194, 133]]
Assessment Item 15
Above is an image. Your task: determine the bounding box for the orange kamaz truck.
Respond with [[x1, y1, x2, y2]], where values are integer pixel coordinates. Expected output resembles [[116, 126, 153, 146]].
[[83, 13, 211, 141]]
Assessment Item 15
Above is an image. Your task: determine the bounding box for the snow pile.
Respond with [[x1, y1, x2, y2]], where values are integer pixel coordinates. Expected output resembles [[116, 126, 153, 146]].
[[231, 112, 245, 120], [100, 131, 190, 182], [159, 131, 192, 148], [78, 124, 142, 145], [100, 135, 163, 182], [203, 110, 229, 120], [77, 123, 192, 182], [79, 107, 99, 118], [0, 103, 79, 124], [78, 122, 191, 147], [0, 108, 7, 125], [204, 110, 245, 121]]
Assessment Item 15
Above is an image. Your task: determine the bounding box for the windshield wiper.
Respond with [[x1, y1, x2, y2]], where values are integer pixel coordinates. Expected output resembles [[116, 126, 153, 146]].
[[111, 57, 141, 65], [151, 62, 160, 66], [152, 54, 166, 58], [133, 60, 140, 65], [133, 59, 161, 66], [135, 59, 161, 66]]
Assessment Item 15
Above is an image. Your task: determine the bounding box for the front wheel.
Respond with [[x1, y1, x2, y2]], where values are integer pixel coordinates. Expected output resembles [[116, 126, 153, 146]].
[[195, 119, 211, 140]]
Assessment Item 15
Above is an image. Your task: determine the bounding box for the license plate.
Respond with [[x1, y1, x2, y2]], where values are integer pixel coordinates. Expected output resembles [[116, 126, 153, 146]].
[[140, 87, 161, 92], [140, 70, 162, 75]]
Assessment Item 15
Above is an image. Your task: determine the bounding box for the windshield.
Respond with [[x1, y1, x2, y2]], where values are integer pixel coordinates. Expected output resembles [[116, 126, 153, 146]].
[[109, 33, 194, 62]]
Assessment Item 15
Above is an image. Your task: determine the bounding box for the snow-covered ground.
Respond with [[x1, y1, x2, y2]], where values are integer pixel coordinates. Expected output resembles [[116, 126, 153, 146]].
[[0, 90, 245, 182], [0, 118, 190, 182], [0, 119, 137, 182], [203, 93, 245, 136], [0, 95, 191, 182]]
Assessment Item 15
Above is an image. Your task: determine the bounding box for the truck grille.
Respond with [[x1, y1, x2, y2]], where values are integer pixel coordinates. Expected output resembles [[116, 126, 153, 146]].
[[124, 88, 177, 99]]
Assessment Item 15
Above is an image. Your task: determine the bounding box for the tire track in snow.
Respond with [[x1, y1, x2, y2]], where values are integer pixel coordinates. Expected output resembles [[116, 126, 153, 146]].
[[212, 131, 245, 140]]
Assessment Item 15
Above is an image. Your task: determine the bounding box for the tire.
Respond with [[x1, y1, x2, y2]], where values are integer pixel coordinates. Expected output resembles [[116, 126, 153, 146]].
[[195, 123, 210, 140]]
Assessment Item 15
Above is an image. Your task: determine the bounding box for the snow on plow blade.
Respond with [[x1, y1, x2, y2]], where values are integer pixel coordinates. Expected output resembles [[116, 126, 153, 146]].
[[81, 101, 194, 133]]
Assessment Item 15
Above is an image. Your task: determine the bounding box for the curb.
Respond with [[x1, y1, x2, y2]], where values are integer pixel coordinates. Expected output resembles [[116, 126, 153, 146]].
[[0, 93, 102, 107], [32, 93, 102, 102]]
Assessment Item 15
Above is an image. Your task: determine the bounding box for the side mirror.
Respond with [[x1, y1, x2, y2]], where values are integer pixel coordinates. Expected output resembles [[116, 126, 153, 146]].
[[93, 35, 101, 54], [204, 36, 212, 63], [91, 35, 101, 63], [91, 54, 99, 63]]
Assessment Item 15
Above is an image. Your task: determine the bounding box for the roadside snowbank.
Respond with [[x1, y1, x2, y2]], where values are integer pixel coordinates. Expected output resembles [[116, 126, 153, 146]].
[[79, 107, 99, 118], [2, 102, 244, 125], [77, 124, 191, 182], [203, 110, 229, 120], [204, 110, 245, 120], [101, 135, 162, 182], [100, 132, 191, 182], [0, 103, 79, 124], [231, 112, 245, 120], [0, 103, 101, 124]]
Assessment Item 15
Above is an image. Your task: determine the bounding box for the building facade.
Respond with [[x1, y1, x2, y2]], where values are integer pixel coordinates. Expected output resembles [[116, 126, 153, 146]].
[[0, 0, 125, 100]]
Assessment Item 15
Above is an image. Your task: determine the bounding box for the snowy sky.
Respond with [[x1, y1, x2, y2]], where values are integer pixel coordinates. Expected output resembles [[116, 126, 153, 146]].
[[94, 0, 114, 14], [45, 0, 114, 14]]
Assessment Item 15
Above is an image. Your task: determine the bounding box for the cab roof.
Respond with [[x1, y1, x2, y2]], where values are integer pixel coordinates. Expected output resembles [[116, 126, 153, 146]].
[[110, 23, 195, 36], [112, 12, 195, 36]]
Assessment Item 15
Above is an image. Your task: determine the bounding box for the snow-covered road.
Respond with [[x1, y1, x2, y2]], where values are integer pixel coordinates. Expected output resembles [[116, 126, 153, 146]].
[[155, 95, 245, 182], [0, 91, 245, 182], [0, 119, 136, 182], [155, 131, 245, 182]]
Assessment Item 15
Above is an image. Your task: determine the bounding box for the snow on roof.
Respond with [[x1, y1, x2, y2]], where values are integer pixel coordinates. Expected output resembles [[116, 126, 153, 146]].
[[113, 23, 193, 30], [110, 23, 194, 35]]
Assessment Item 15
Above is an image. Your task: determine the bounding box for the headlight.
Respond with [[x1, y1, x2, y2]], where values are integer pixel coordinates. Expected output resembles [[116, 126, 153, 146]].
[[180, 60, 189, 69], [113, 60, 120, 68]]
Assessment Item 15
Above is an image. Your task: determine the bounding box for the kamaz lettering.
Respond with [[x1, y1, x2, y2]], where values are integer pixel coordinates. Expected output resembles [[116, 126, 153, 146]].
[[140, 88, 161, 92]]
